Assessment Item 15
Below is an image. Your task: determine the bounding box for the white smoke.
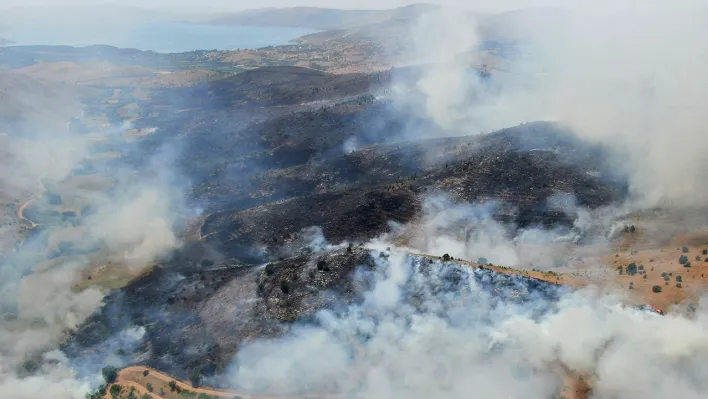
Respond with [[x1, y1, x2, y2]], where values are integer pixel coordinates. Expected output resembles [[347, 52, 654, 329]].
[[0, 100, 184, 397], [229, 246, 708, 399], [399, 3, 708, 209]]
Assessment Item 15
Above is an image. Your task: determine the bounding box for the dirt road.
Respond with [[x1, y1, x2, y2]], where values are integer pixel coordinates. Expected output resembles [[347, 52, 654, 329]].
[[111, 366, 343, 399], [17, 197, 38, 228]]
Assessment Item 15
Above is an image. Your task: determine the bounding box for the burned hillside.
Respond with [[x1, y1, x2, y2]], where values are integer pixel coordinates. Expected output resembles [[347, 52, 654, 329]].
[[202, 122, 626, 263], [64, 246, 564, 386], [148, 66, 391, 110]]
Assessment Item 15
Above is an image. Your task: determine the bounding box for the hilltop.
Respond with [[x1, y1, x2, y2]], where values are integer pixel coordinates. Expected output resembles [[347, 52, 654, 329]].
[[205, 4, 442, 30]]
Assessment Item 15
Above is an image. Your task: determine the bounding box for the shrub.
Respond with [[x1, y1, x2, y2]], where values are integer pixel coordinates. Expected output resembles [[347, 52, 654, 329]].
[[143, 369, 149, 377], [685, 261, 692, 268], [679, 255, 689, 264], [638, 265, 645, 271], [109, 384, 122, 399], [141, 394, 151, 399], [190, 370, 201, 388], [265, 263, 276, 276], [169, 381, 177, 392], [477, 257, 489, 265], [663, 275, 670, 281], [683, 246, 690, 253], [676, 275, 683, 282], [442, 254, 451, 262], [630, 225, 636, 233], [677, 283, 683, 288], [703, 249, 707, 255], [697, 256, 702, 261], [626, 263, 638, 275], [146, 382, 153, 392], [643, 274, 647, 279], [102, 367, 118, 384], [652, 285, 663, 293]]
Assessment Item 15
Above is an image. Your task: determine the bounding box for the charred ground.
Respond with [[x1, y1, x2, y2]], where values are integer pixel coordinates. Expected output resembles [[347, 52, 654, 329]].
[[64, 246, 566, 386], [0, 51, 630, 391]]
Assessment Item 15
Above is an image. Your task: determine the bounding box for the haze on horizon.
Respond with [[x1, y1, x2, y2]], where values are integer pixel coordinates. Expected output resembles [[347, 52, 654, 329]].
[[0, 0, 705, 13]]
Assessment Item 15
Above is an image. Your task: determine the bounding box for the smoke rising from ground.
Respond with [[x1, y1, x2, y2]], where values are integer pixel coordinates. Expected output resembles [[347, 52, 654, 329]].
[[0, 110, 185, 395], [389, 193, 627, 271], [229, 244, 708, 399], [401, 3, 708, 209]]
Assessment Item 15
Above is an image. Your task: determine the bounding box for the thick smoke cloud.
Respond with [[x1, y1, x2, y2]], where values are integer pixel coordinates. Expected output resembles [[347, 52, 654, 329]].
[[0, 103, 185, 395], [229, 245, 708, 399], [387, 193, 628, 272], [401, 3, 708, 209]]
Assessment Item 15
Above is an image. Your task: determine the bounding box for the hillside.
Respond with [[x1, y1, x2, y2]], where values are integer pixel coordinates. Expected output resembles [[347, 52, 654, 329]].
[[205, 4, 441, 30], [4, 7, 708, 399]]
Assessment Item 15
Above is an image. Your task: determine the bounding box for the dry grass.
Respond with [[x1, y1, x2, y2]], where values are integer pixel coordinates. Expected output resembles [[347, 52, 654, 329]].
[[72, 260, 156, 292]]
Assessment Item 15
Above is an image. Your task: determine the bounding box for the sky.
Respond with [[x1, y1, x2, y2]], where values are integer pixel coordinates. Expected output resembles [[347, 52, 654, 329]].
[[0, 0, 685, 13]]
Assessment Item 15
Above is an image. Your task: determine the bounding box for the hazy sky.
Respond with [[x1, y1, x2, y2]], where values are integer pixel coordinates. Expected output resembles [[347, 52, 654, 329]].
[[0, 0, 667, 12], [0, 0, 704, 15]]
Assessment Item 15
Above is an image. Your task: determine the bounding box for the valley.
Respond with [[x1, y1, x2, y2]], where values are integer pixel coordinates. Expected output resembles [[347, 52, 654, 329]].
[[1, 4, 708, 399]]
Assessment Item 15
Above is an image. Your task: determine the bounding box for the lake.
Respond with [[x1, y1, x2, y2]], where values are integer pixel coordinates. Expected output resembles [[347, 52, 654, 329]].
[[1, 20, 317, 53]]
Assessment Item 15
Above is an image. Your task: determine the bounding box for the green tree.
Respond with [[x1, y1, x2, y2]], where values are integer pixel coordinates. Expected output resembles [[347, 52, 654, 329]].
[[146, 382, 153, 392], [102, 366, 118, 384], [169, 380, 178, 392], [442, 254, 451, 262], [652, 285, 662, 293]]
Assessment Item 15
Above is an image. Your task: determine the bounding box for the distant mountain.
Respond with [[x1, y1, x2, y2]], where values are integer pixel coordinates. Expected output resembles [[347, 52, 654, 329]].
[[0, 37, 12, 45], [206, 4, 441, 30], [207, 4, 573, 51]]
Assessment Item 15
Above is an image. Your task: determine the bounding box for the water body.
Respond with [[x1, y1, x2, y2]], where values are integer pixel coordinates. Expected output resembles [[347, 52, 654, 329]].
[[1, 20, 316, 53]]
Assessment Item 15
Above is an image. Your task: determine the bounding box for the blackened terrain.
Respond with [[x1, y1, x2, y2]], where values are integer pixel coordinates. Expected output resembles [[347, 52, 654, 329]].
[[64, 247, 564, 385], [61, 63, 628, 386]]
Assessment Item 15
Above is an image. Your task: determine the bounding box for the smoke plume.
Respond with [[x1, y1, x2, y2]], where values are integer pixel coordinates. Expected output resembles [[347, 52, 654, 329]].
[[0, 100, 185, 396], [400, 3, 708, 209], [228, 245, 708, 399]]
